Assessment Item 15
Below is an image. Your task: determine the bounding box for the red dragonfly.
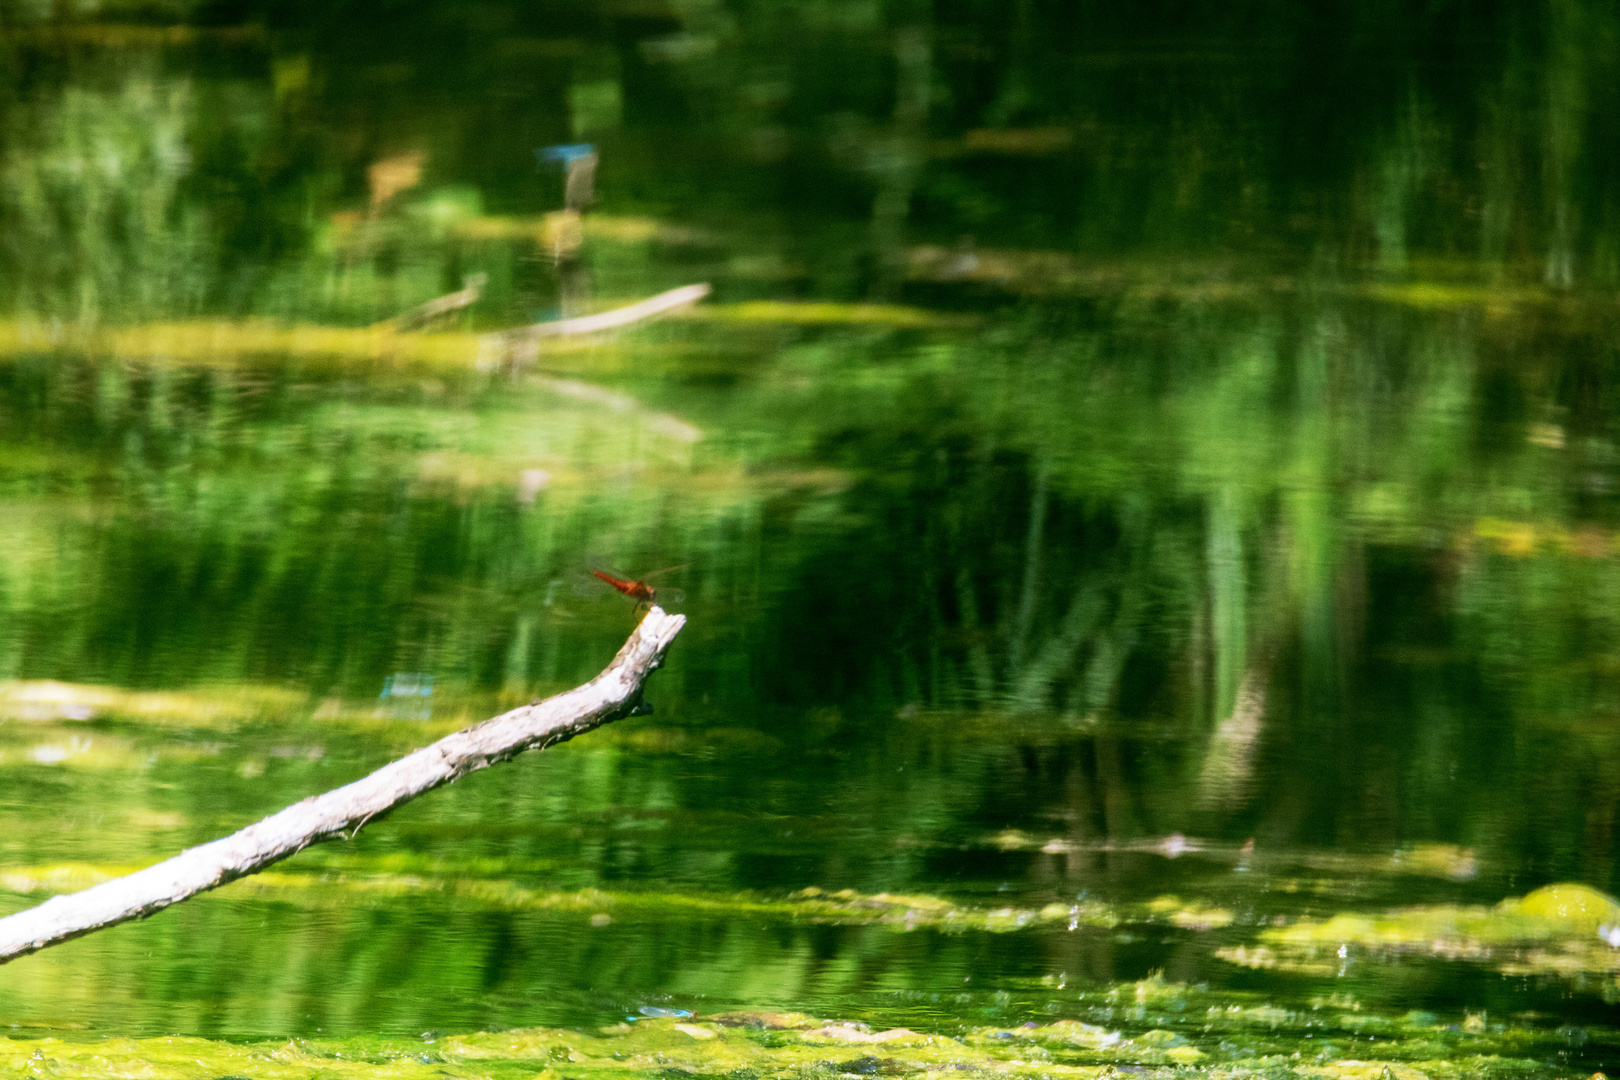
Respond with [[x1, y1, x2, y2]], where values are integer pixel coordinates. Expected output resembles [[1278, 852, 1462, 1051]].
[[587, 565, 685, 606]]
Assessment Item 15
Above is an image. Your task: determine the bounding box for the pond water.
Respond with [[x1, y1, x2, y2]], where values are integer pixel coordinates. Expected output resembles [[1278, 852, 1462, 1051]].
[[3, 1, 1620, 1075]]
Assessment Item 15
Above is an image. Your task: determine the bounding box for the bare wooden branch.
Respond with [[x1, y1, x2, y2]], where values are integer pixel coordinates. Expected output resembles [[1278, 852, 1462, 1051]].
[[0, 607, 686, 965], [381, 272, 489, 332], [478, 283, 711, 369]]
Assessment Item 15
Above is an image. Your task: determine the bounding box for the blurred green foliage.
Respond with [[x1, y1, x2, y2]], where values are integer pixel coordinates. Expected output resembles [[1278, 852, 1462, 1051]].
[[3, 0, 1620, 1054]]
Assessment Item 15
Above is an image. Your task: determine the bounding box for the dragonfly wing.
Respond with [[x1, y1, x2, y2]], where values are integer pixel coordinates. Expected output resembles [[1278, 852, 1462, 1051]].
[[573, 568, 626, 598]]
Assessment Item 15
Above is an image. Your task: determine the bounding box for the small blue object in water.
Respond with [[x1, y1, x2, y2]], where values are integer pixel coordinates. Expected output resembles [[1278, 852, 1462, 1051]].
[[538, 144, 596, 167], [381, 673, 434, 698], [637, 1006, 693, 1019], [379, 673, 434, 720]]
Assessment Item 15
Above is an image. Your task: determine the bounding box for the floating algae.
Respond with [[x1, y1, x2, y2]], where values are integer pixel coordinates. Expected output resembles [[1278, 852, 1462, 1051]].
[[0, 993, 1608, 1080], [0, 864, 1177, 934], [1218, 883, 1620, 985]]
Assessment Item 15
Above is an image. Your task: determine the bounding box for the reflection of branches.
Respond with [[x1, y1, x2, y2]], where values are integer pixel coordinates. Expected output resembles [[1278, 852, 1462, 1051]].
[[955, 564, 997, 702], [954, 482, 1152, 722], [1008, 456, 1052, 677], [1077, 588, 1143, 717], [1197, 666, 1266, 808], [1010, 576, 1105, 712]]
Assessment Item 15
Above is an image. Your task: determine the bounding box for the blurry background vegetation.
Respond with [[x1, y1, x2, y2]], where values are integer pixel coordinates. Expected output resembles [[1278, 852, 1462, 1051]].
[[1, 0, 1620, 1047]]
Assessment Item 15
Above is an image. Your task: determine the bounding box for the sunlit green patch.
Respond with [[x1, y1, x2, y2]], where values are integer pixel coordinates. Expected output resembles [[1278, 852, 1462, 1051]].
[[0, 862, 149, 895], [986, 832, 1479, 883], [1145, 895, 1235, 930], [0, 1019, 1077, 1080], [0, 319, 729, 371], [0, 682, 510, 749], [0, 319, 478, 368], [1220, 883, 1620, 984], [677, 301, 970, 328], [449, 212, 718, 248], [0, 857, 1251, 938], [1350, 280, 1620, 312], [0, 864, 1127, 933], [0, 727, 146, 770], [1357, 282, 1531, 309], [0, 1000, 1600, 1080], [0, 675, 762, 744], [1469, 518, 1620, 559], [0, 679, 304, 726]]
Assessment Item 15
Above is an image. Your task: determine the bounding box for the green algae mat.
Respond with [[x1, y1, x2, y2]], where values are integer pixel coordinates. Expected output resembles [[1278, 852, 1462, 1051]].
[[4, 999, 1610, 1080]]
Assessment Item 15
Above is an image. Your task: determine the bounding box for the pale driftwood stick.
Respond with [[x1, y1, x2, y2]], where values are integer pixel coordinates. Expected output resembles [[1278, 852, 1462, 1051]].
[[0, 607, 686, 965], [382, 272, 489, 332], [477, 283, 711, 369]]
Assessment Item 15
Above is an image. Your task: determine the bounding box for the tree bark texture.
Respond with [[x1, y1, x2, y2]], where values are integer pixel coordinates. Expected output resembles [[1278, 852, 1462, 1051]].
[[0, 606, 686, 964]]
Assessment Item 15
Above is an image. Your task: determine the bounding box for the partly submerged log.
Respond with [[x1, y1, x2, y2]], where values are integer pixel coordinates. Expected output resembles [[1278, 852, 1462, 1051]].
[[478, 282, 711, 369], [0, 607, 686, 965]]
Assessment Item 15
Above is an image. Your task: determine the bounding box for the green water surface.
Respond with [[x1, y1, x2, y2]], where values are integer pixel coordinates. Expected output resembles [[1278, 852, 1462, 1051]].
[[3, 1, 1620, 1075]]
